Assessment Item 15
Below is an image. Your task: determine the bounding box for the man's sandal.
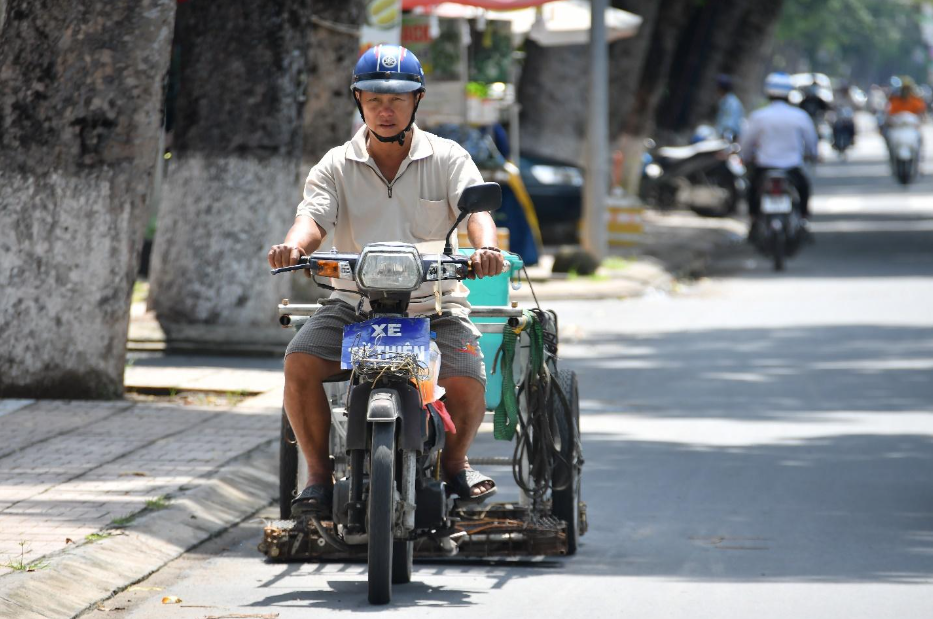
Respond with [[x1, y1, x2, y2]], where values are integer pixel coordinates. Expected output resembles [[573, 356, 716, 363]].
[[446, 468, 497, 503], [290, 483, 333, 518]]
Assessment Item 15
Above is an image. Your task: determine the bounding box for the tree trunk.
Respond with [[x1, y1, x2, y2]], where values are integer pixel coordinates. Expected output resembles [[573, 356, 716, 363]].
[[517, 0, 668, 166], [654, 0, 748, 135], [0, 0, 175, 398], [517, 40, 590, 164], [723, 0, 785, 111], [303, 0, 365, 167], [148, 1, 311, 352], [614, 0, 695, 193]]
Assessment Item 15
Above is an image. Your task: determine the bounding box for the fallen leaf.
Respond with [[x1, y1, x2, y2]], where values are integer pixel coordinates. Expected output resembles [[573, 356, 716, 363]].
[[161, 596, 182, 604], [65, 538, 74, 544], [119, 471, 148, 477]]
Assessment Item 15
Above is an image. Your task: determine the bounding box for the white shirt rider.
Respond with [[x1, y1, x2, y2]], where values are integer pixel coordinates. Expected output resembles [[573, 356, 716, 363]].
[[741, 100, 818, 169]]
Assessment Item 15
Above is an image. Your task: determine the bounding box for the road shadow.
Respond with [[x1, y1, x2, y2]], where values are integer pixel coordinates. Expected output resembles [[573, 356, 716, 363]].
[[537, 323, 933, 583]]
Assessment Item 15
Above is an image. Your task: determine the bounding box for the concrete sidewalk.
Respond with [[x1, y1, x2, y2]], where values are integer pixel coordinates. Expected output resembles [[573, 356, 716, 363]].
[[0, 209, 743, 618]]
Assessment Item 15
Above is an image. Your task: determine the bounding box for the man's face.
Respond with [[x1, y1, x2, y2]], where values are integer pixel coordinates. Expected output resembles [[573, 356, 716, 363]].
[[358, 91, 420, 138]]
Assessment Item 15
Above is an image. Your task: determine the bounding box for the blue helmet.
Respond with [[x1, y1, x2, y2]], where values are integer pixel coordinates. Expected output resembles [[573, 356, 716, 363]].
[[351, 45, 425, 146], [351, 44, 425, 95]]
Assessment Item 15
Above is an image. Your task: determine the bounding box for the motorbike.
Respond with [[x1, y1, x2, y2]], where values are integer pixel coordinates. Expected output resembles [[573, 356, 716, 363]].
[[751, 170, 806, 272], [640, 127, 746, 217], [831, 106, 856, 157], [267, 182, 585, 604], [887, 112, 921, 185]]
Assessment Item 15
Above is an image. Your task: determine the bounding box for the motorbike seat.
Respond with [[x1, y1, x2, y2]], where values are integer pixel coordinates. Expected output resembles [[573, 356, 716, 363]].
[[655, 139, 728, 162]]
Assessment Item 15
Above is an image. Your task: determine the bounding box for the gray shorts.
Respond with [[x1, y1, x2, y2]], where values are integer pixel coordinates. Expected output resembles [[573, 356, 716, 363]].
[[285, 299, 486, 386]]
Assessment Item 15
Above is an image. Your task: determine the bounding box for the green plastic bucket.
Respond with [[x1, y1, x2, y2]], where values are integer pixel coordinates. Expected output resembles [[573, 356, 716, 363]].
[[458, 249, 524, 410]]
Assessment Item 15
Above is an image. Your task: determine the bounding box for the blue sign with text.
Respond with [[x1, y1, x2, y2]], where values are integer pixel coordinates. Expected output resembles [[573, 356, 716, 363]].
[[341, 317, 431, 370]]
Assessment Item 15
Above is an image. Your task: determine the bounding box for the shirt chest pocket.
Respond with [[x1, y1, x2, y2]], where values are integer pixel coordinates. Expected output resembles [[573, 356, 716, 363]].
[[410, 198, 451, 241]]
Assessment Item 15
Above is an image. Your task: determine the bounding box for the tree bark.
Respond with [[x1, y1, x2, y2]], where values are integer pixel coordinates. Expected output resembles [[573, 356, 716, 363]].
[[722, 0, 785, 111], [0, 0, 175, 398], [148, 0, 312, 351], [517, 1, 663, 165], [613, 0, 695, 192], [517, 40, 590, 164], [303, 0, 365, 167], [654, 0, 750, 135]]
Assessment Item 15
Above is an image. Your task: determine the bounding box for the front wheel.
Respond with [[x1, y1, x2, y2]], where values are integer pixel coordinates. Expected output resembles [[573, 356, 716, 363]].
[[772, 227, 786, 272], [368, 423, 396, 605], [896, 159, 913, 185]]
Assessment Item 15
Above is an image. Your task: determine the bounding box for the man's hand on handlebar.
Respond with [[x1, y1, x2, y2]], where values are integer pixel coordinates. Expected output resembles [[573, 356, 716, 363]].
[[268, 244, 311, 277], [469, 247, 505, 280]]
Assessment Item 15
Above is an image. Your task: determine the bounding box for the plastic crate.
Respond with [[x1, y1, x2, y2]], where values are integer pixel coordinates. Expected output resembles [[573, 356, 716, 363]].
[[458, 249, 524, 410]]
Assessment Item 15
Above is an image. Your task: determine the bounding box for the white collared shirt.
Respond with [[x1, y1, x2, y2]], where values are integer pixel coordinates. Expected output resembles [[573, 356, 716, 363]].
[[741, 101, 818, 169], [296, 124, 484, 316]]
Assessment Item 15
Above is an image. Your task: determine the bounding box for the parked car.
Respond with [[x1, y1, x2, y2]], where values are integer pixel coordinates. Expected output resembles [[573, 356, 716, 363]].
[[429, 123, 583, 246]]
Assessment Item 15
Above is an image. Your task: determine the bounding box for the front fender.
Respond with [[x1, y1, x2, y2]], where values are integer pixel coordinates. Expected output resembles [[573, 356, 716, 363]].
[[367, 389, 400, 422]]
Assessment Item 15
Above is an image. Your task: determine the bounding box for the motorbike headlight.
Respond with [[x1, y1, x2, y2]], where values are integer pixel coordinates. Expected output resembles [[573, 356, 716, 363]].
[[356, 243, 423, 292], [530, 164, 584, 186], [645, 163, 663, 179]]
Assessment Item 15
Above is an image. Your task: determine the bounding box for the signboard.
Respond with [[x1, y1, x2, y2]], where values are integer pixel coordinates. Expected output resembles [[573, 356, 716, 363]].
[[360, 0, 402, 53], [402, 15, 464, 82]]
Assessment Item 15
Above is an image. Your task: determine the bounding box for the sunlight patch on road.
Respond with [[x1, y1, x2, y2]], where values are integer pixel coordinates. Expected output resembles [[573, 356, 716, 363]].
[[579, 411, 933, 448]]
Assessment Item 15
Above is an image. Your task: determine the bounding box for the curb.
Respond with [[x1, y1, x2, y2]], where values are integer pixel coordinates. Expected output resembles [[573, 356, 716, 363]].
[[0, 441, 277, 619]]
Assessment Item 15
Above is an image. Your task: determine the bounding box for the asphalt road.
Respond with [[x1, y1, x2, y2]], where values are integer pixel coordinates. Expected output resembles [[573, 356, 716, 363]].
[[90, 117, 933, 618]]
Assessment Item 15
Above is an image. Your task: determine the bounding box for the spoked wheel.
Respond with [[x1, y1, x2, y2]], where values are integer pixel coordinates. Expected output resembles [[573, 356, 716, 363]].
[[551, 369, 583, 555], [772, 228, 786, 272], [279, 407, 298, 520], [368, 423, 396, 605]]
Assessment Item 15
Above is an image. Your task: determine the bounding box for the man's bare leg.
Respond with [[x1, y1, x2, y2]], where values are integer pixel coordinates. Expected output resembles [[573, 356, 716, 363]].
[[438, 376, 494, 496], [283, 352, 341, 488]]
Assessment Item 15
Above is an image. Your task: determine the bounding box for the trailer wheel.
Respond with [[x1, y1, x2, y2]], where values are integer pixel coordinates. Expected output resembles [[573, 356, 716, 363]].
[[551, 369, 583, 555]]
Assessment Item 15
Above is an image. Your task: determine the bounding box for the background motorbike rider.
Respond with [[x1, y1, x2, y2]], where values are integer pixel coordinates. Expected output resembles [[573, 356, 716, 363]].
[[830, 81, 857, 150], [715, 73, 745, 141], [883, 77, 926, 167], [267, 44, 505, 517], [740, 72, 819, 239], [886, 77, 927, 118]]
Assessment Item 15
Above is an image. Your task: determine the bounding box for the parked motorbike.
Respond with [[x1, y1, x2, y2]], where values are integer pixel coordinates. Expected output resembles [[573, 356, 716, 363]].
[[751, 170, 806, 271], [887, 112, 921, 185], [640, 127, 746, 217]]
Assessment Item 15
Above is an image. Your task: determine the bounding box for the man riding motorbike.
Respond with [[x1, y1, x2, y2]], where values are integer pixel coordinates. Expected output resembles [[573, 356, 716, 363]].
[[267, 44, 505, 518], [740, 72, 819, 239], [886, 78, 927, 118]]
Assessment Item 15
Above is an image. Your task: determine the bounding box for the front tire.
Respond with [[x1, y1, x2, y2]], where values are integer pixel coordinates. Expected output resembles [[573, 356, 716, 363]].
[[896, 159, 912, 185], [368, 423, 396, 605], [772, 227, 786, 272]]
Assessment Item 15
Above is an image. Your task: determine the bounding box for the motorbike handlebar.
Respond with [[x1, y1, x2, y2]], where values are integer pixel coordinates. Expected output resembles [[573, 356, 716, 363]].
[[269, 251, 489, 280]]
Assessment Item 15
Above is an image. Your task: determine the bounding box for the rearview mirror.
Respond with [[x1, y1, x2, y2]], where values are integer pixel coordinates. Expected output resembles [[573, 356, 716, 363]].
[[458, 182, 502, 214]]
